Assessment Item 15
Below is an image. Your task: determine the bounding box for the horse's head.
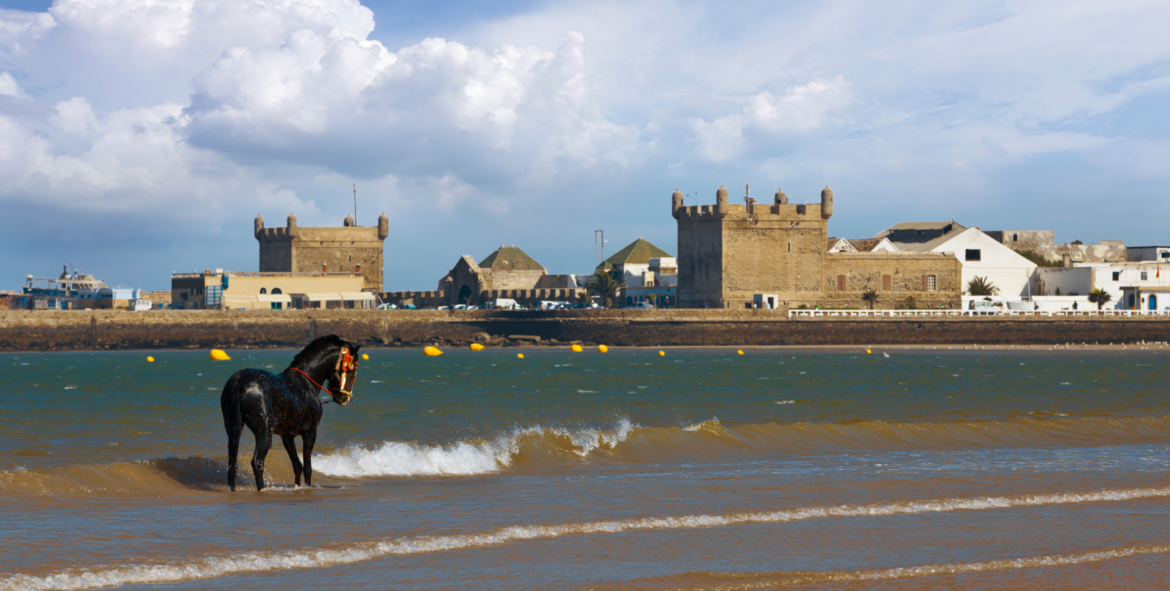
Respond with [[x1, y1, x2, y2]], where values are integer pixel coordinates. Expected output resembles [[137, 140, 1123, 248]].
[[328, 342, 361, 406]]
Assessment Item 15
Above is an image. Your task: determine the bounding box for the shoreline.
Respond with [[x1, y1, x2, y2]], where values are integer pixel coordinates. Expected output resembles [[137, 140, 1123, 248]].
[[2, 309, 1168, 352]]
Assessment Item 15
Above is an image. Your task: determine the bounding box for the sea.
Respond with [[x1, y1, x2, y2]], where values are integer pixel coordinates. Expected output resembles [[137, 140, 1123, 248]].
[[1, 345, 1168, 590]]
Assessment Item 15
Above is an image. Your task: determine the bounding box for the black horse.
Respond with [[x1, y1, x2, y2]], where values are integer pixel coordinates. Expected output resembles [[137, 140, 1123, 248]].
[[220, 335, 360, 491]]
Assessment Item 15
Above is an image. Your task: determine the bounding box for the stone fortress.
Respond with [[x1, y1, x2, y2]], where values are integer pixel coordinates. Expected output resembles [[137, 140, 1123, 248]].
[[672, 185, 962, 309], [254, 212, 389, 292]]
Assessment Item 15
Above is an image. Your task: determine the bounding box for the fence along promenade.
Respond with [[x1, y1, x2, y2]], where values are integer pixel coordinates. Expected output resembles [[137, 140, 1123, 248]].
[[788, 309, 1170, 318]]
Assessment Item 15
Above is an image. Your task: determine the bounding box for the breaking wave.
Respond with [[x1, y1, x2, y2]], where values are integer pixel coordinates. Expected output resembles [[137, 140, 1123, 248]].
[[3, 486, 1167, 590], [314, 419, 637, 477]]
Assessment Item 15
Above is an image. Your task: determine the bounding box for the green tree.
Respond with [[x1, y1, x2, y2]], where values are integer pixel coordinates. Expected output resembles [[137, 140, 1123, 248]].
[[574, 289, 592, 304], [861, 288, 879, 310], [899, 296, 917, 310], [1088, 288, 1113, 310], [586, 271, 625, 308], [966, 276, 1000, 296]]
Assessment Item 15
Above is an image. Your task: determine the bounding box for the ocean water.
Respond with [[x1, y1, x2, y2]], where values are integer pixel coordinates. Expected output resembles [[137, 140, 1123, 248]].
[[1, 346, 1168, 590]]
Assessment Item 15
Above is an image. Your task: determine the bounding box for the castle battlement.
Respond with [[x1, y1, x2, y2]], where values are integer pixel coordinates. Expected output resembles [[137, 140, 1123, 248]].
[[253, 212, 389, 292], [674, 202, 826, 222]]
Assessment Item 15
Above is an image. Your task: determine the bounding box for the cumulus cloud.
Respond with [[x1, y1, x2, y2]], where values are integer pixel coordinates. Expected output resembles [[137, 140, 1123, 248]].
[[0, 0, 1166, 291]]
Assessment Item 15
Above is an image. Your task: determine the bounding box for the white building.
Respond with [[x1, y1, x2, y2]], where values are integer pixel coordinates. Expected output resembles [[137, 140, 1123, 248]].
[[1038, 262, 1170, 310], [1128, 246, 1170, 263], [873, 222, 1038, 299]]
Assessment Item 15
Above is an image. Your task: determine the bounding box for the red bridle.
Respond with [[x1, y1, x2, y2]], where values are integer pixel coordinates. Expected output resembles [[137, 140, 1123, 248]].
[[291, 347, 357, 406]]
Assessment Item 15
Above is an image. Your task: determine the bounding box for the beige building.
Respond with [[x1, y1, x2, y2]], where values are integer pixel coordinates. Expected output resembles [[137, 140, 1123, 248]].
[[255, 212, 389, 292], [171, 270, 372, 310], [672, 185, 961, 309], [438, 245, 552, 306]]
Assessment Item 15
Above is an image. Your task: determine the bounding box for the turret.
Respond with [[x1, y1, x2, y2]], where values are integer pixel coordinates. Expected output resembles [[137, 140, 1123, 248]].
[[775, 188, 787, 205], [254, 214, 264, 237], [378, 212, 389, 240], [820, 185, 833, 220], [344, 214, 355, 227], [715, 185, 729, 214], [287, 213, 298, 237], [671, 189, 684, 219]]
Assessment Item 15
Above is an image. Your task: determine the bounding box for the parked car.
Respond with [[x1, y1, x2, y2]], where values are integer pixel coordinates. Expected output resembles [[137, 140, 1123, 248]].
[[376, 303, 397, 310], [454, 304, 470, 310], [629, 301, 655, 310]]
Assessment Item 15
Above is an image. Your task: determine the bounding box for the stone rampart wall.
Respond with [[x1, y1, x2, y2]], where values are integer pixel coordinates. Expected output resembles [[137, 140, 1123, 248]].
[[1, 310, 1166, 351]]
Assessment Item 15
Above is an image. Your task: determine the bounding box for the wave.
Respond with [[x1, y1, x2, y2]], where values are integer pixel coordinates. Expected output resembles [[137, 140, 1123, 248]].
[[314, 414, 1170, 478], [3, 414, 1166, 496], [313, 419, 637, 477], [3, 485, 1167, 590], [588, 545, 1170, 590]]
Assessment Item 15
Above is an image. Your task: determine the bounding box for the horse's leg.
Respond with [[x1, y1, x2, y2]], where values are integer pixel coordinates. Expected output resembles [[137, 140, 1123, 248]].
[[281, 434, 303, 486], [222, 389, 243, 492], [226, 432, 241, 492], [251, 428, 272, 491], [301, 429, 317, 487]]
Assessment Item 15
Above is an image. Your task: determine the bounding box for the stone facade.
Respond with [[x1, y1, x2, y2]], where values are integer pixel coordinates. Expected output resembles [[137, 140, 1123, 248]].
[[254, 213, 389, 292], [437, 246, 550, 307], [673, 186, 961, 309], [986, 230, 1126, 264]]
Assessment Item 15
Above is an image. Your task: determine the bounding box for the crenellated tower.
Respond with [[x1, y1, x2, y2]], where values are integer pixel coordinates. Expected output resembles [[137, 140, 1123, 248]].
[[673, 185, 834, 308], [254, 212, 389, 292]]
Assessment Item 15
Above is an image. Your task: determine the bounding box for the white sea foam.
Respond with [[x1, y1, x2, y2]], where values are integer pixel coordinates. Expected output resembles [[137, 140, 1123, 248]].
[[659, 545, 1170, 590], [5, 486, 1167, 591], [312, 419, 637, 477]]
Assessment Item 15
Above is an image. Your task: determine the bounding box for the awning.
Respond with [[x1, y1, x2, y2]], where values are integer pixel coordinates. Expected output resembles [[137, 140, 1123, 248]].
[[296, 292, 377, 301], [257, 294, 293, 303]]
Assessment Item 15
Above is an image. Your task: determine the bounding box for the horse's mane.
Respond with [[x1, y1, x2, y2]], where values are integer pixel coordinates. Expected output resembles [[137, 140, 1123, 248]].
[[289, 335, 346, 369]]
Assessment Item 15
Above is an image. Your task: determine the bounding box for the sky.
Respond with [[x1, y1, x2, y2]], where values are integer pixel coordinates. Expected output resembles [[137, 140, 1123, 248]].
[[0, 0, 1167, 292]]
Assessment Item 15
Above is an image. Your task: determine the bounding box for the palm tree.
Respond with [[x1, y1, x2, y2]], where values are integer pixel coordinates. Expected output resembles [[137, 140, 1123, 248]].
[[586, 271, 625, 308], [861, 288, 879, 310], [1088, 288, 1113, 310], [574, 289, 592, 304], [966, 276, 1000, 296]]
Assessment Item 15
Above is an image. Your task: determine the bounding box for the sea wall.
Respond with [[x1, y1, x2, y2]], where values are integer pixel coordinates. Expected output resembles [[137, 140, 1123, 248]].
[[1, 310, 1168, 351]]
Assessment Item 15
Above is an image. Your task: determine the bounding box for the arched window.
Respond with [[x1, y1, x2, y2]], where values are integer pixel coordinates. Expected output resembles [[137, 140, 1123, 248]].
[[259, 288, 267, 294], [272, 288, 282, 294]]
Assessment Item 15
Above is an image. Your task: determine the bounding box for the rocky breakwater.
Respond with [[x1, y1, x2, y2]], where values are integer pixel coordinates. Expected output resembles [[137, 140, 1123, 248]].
[[0, 309, 1168, 351]]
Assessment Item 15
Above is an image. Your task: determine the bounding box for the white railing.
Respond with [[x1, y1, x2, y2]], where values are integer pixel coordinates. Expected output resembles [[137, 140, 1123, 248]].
[[788, 309, 1170, 318]]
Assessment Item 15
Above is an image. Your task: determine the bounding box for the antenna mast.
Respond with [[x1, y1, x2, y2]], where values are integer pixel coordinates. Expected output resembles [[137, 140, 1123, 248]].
[[595, 230, 605, 267], [352, 183, 358, 226]]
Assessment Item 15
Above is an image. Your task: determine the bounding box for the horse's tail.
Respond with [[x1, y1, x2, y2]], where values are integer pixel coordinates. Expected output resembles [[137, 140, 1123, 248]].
[[221, 372, 244, 491]]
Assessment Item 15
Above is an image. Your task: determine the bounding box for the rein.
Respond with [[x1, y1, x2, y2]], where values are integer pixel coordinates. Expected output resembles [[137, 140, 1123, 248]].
[[290, 366, 333, 405]]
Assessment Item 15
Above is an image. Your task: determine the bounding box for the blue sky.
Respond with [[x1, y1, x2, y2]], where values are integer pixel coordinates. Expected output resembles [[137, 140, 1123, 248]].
[[0, 0, 1167, 291]]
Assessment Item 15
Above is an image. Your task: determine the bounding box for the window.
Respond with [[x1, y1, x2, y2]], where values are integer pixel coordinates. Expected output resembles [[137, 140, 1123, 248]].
[[1141, 271, 1148, 280], [1012, 234, 1018, 242], [925, 275, 937, 291], [1113, 272, 1120, 281], [965, 249, 981, 261], [272, 288, 282, 294], [259, 288, 267, 294], [882, 274, 892, 291], [837, 275, 847, 291]]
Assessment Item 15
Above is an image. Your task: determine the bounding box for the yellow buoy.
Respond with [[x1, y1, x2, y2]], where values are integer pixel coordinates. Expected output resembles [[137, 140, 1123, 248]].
[[362, 353, 369, 360], [598, 345, 608, 353], [571, 344, 583, 352], [146, 356, 154, 362], [424, 346, 443, 357], [737, 350, 744, 355], [209, 349, 230, 361], [470, 343, 485, 351], [517, 353, 525, 359], [658, 351, 665, 356], [866, 349, 872, 354]]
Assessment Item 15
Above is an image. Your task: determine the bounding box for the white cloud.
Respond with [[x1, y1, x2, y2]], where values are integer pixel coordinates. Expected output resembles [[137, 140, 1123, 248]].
[[0, 0, 1166, 290], [0, 71, 20, 96]]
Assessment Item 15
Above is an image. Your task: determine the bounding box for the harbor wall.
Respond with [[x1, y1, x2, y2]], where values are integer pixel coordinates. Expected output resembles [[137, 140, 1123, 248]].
[[1, 310, 1168, 351]]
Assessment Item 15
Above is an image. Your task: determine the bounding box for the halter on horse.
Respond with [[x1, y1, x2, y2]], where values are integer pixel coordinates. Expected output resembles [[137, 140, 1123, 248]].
[[220, 335, 361, 491]]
